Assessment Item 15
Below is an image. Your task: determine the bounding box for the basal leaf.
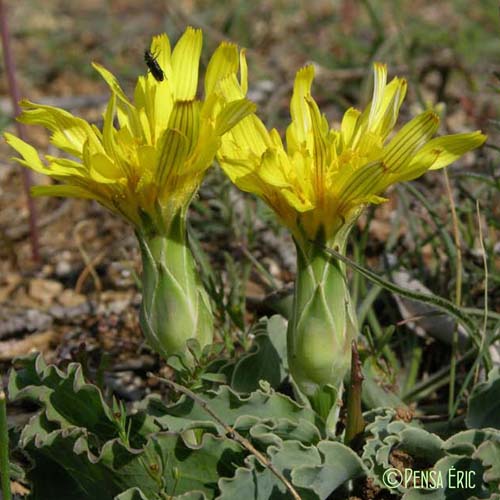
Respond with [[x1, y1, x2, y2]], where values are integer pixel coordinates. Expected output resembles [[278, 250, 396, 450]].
[[231, 315, 288, 392], [466, 367, 500, 430], [218, 440, 321, 500], [141, 384, 323, 435], [292, 441, 367, 499], [9, 353, 117, 440]]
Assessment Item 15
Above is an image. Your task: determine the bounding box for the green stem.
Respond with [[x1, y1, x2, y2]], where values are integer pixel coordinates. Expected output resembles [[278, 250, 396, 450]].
[[0, 389, 11, 500]]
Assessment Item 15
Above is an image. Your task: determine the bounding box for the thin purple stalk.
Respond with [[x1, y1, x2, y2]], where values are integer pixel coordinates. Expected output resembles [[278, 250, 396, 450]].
[[344, 341, 365, 446], [0, 0, 40, 262]]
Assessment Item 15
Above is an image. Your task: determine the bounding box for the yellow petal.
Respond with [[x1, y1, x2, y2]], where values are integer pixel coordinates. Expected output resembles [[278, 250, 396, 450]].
[[281, 188, 314, 213], [93, 63, 143, 138], [171, 27, 202, 100], [368, 62, 387, 128], [17, 100, 98, 157], [135, 145, 158, 192], [306, 97, 330, 198], [335, 160, 386, 211], [215, 99, 256, 136], [393, 132, 487, 183], [134, 73, 173, 139], [219, 158, 264, 195], [156, 128, 189, 193], [186, 135, 220, 175], [340, 108, 361, 148], [89, 153, 124, 183], [138, 107, 152, 145], [205, 42, 239, 96], [102, 93, 118, 155], [216, 73, 247, 102], [92, 63, 132, 107], [239, 49, 248, 96], [259, 149, 291, 188], [391, 149, 441, 183], [373, 77, 407, 139], [142, 36, 174, 140], [150, 33, 172, 82], [4, 133, 47, 173], [270, 128, 284, 149], [31, 184, 97, 200], [383, 110, 439, 172], [167, 100, 201, 154], [46, 157, 87, 176], [419, 131, 487, 170], [223, 114, 271, 157], [290, 65, 315, 144]]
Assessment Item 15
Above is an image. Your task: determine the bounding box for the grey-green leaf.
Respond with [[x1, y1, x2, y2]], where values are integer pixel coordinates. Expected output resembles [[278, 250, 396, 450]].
[[292, 441, 367, 498], [231, 315, 288, 392], [466, 368, 500, 429]]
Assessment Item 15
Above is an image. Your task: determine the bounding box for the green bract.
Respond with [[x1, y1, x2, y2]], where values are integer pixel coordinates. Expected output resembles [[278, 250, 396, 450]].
[[288, 237, 357, 428], [137, 212, 213, 359]]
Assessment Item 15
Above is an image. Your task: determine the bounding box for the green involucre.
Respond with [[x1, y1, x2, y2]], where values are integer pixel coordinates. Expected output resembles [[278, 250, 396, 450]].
[[137, 212, 213, 358], [287, 237, 357, 421]]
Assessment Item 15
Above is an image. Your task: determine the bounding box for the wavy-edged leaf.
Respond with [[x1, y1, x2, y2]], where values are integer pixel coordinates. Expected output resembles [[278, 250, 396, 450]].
[[151, 432, 245, 497], [141, 384, 323, 435], [22, 420, 158, 500], [114, 488, 149, 500], [363, 410, 500, 498], [249, 418, 321, 447], [466, 367, 500, 430], [474, 440, 500, 485], [443, 429, 500, 456], [9, 353, 117, 440], [402, 455, 489, 499], [218, 440, 321, 500], [116, 491, 206, 500], [231, 315, 288, 392], [292, 441, 367, 499]]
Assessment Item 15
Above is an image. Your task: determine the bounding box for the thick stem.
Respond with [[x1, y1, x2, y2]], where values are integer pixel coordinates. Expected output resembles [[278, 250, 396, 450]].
[[137, 212, 213, 359], [288, 238, 357, 426]]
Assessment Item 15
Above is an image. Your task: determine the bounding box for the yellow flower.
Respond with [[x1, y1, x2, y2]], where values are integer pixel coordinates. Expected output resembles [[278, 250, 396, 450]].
[[4, 28, 255, 359], [218, 62, 486, 247], [5, 27, 255, 234], [217, 62, 486, 427]]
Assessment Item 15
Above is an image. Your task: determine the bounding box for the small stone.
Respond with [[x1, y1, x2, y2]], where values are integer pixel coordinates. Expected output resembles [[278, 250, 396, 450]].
[[29, 279, 63, 306], [55, 260, 72, 277], [58, 289, 87, 307]]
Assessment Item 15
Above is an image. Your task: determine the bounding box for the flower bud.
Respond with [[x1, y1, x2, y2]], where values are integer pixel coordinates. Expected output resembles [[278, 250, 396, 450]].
[[137, 213, 213, 358], [288, 238, 357, 422]]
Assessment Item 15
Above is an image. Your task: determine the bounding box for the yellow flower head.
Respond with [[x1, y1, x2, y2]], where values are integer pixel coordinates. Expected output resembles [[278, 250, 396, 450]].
[[5, 28, 255, 233], [218, 63, 486, 246]]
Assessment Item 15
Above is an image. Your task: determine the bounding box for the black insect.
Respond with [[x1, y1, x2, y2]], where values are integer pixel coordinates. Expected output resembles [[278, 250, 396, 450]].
[[144, 50, 164, 82]]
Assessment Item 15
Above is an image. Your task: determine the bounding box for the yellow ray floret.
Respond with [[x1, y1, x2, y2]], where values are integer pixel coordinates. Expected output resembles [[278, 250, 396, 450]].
[[5, 28, 255, 233], [218, 63, 486, 245]]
